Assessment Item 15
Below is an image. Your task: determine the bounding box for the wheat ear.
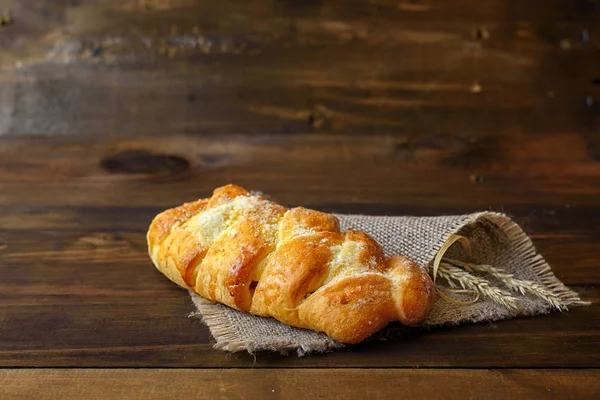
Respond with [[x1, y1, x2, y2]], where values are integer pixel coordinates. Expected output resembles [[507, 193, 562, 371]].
[[444, 258, 568, 311], [437, 262, 520, 309]]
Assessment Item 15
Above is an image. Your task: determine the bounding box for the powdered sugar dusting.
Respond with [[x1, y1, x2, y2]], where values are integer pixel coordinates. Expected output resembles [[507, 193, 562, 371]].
[[230, 253, 246, 274]]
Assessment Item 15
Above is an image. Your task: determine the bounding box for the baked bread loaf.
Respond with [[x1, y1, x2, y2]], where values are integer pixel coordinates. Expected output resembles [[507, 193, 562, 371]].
[[147, 184, 435, 343]]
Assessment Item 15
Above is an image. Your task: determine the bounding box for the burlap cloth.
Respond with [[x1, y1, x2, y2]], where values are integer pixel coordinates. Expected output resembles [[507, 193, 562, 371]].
[[189, 212, 588, 355]]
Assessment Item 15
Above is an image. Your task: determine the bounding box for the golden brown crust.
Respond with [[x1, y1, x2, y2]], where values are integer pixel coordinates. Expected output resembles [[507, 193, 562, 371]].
[[251, 232, 344, 326], [386, 256, 437, 327], [147, 199, 208, 249], [298, 274, 397, 343], [147, 199, 209, 287], [147, 184, 435, 344]]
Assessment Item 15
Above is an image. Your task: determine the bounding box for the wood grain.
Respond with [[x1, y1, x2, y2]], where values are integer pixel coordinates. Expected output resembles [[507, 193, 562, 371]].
[[0, 133, 598, 367], [1, 0, 599, 395], [0, 287, 597, 368], [0, 0, 600, 384], [2, 369, 599, 400], [1, 228, 598, 286], [0, 134, 599, 208], [0, 1, 598, 138]]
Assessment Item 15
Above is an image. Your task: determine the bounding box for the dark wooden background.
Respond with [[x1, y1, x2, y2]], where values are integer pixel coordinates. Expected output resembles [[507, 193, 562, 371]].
[[1, 1, 599, 398]]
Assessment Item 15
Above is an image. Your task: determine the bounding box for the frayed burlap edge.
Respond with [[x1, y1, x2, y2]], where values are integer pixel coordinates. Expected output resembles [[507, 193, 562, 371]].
[[189, 212, 590, 354], [190, 294, 345, 355], [426, 212, 588, 309]]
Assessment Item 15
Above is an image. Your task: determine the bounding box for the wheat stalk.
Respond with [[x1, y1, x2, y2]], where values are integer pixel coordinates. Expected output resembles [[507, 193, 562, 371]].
[[433, 234, 569, 311], [444, 257, 568, 311], [436, 262, 519, 309]]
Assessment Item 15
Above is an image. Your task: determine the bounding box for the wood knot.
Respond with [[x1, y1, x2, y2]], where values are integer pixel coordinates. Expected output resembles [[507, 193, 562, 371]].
[[0, 10, 13, 28], [469, 174, 485, 184], [77, 232, 121, 246], [100, 150, 190, 174], [473, 26, 489, 41], [308, 105, 332, 130]]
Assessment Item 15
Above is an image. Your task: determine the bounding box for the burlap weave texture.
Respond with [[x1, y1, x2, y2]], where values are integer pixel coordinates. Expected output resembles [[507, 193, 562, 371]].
[[190, 212, 586, 355]]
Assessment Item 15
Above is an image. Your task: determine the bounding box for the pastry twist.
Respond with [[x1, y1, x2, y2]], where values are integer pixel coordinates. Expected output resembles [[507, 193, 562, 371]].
[[147, 184, 435, 343]]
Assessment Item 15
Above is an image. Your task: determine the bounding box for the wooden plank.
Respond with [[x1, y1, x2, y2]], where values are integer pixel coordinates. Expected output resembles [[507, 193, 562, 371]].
[[1, 1, 598, 137], [1, 228, 598, 285], [1, 204, 600, 235], [0, 288, 596, 368], [0, 134, 598, 368], [1, 369, 599, 400], [0, 0, 597, 380], [0, 134, 599, 209]]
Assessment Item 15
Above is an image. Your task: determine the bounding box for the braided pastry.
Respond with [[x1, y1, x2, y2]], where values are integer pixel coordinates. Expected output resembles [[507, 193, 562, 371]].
[[147, 184, 435, 344]]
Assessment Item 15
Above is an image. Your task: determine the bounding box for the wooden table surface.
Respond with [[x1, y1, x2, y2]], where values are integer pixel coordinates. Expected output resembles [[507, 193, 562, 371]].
[[1, 1, 599, 399]]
